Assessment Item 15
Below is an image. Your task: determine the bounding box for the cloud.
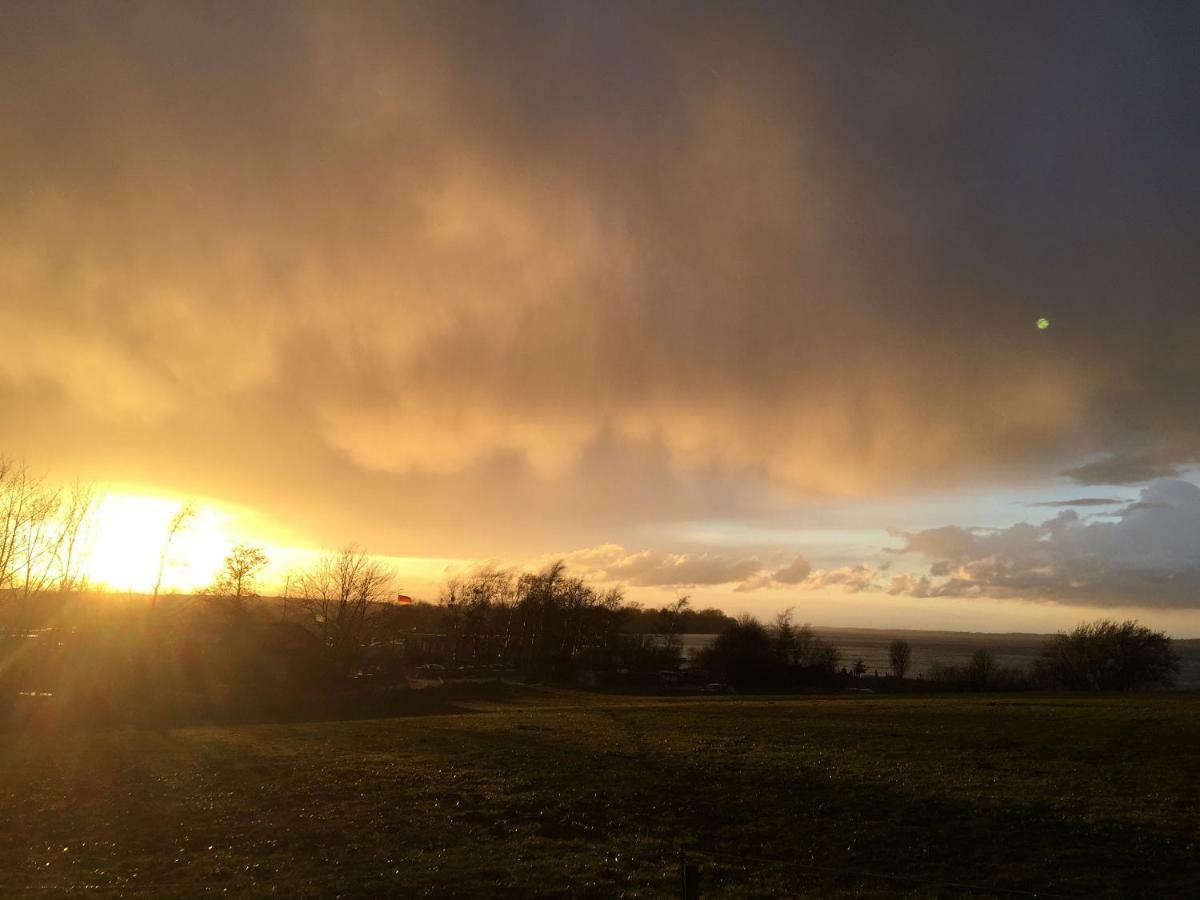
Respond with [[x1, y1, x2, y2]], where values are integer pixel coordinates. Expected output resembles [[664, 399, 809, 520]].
[[886, 573, 934, 598], [550, 544, 764, 589], [801, 565, 881, 594], [1061, 453, 1192, 486], [735, 562, 884, 594], [889, 479, 1200, 607], [1124, 500, 1167, 512], [1025, 498, 1126, 508], [771, 555, 813, 584], [733, 574, 774, 594], [521, 545, 883, 596], [1, 3, 1199, 561]]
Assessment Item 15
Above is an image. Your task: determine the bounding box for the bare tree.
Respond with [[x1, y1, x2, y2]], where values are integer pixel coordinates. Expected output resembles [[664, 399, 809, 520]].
[[207, 543, 269, 621], [54, 479, 99, 593], [658, 594, 691, 658], [152, 500, 196, 609], [440, 567, 517, 665], [439, 561, 629, 675], [2, 462, 99, 586], [969, 647, 996, 690], [5, 464, 60, 627], [0, 460, 101, 631], [294, 545, 393, 675], [771, 607, 797, 662], [0, 455, 20, 591], [889, 639, 913, 679], [0, 457, 44, 594]]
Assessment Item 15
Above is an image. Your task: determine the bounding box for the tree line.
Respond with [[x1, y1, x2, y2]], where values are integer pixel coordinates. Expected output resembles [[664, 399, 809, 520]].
[[698, 614, 1179, 692], [432, 567, 1182, 693], [0, 456, 97, 623], [0, 453, 1184, 712]]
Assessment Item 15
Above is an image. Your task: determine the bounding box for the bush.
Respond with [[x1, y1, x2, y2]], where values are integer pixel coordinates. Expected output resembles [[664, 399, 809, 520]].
[[695, 614, 776, 690], [1034, 619, 1179, 691], [928, 649, 1029, 691]]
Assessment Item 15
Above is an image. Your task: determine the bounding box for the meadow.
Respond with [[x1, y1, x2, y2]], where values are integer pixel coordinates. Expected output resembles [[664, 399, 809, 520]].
[[1, 686, 1196, 898]]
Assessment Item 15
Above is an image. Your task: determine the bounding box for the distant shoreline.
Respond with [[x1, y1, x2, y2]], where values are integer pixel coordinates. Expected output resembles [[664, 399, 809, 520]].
[[675, 627, 1200, 689]]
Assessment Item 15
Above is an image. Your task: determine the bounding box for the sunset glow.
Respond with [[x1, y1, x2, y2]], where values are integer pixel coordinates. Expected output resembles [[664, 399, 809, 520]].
[[0, 1, 1197, 635], [2, 5, 1198, 897], [82, 493, 250, 593]]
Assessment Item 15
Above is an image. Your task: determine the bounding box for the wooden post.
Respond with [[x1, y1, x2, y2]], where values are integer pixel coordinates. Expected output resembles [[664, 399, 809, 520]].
[[680, 850, 699, 899]]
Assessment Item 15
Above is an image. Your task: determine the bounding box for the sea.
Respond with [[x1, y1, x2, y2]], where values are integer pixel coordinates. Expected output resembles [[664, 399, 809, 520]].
[[676, 627, 1200, 689]]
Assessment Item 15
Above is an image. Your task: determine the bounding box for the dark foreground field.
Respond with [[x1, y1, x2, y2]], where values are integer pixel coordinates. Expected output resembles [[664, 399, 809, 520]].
[[1, 689, 1197, 898]]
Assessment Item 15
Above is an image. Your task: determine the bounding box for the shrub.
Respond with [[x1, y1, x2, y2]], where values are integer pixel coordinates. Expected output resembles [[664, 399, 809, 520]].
[[1034, 619, 1179, 691]]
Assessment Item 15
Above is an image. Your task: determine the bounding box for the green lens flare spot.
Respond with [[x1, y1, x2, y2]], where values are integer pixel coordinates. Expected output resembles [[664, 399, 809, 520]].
[[1037, 318, 1050, 330]]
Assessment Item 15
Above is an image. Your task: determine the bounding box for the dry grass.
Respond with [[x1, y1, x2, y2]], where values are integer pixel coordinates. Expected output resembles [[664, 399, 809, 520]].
[[1, 688, 1197, 897]]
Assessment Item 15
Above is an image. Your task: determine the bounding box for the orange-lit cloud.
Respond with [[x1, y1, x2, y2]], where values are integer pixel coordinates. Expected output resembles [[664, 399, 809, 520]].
[[3, 3, 1199, 623]]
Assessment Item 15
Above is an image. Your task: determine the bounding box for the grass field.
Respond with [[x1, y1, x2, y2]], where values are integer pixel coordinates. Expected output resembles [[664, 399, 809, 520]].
[[1, 687, 1197, 898]]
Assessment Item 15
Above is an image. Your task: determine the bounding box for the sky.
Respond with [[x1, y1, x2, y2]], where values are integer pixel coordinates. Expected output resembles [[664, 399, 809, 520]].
[[3, 2, 1200, 634]]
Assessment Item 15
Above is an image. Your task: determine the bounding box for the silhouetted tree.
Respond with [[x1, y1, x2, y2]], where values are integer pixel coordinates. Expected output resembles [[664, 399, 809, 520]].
[[0, 458, 99, 628], [969, 647, 996, 690], [207, 544, 268, 621], [889, 639, 912, 679], [767, 611, 839, 675], [152, 500, 196, 610], [439, 561, 627, 677], [441, 567, 518, 665], [1034, 620, 1179, 690], [620, 605, 735, 634], [802, 632, 840, 675], [698, 614, 775, 689], [657, 594, 691, 657], [772, 607, 798, 661], [293, 545, 394, 676], [0, 456, 41, 594], [54, 479, 98, 594]]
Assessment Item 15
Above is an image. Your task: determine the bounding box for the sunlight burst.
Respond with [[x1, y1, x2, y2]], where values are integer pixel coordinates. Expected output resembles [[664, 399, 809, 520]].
[[83, 493, 238, 593]]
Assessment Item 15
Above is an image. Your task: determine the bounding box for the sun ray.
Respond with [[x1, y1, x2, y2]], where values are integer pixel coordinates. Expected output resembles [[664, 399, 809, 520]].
[[83, 493, 245, 593]]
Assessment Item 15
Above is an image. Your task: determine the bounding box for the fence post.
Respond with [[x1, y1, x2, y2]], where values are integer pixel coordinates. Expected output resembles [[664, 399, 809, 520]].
[[680, 849, 699, 899]]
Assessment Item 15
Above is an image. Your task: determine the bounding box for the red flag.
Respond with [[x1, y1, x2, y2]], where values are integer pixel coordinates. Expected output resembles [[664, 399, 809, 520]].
[[396, 594, 414, 605]]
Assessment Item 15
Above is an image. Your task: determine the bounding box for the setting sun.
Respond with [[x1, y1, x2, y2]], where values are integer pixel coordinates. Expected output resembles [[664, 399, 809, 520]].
[[2, 4, 1199, 896], [83, 493, 248, 593]]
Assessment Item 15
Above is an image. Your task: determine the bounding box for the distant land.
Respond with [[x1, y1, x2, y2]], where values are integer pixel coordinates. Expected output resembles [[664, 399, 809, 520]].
[[678, 627, 1200, 689]]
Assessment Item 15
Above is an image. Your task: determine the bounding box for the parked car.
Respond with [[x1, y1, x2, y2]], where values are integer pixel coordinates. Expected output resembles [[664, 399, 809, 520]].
[[409, 664, 445, 689]]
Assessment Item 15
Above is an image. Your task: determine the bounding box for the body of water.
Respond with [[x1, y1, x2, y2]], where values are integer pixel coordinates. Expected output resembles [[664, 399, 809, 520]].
[[676, 628, 1200, 688]]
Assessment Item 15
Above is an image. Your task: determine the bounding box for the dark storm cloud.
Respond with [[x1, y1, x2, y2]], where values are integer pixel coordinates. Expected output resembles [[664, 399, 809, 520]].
[[1061, 453, 1194, 486], [1025, 498, 1126, 508], [889, 480, 1200, 608], [2, 2, 1199, 555]]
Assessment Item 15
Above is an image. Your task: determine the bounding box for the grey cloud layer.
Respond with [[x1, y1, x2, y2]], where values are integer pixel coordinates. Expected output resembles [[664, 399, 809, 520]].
[[550, 544, 764, 589], [888, 480, 1200, 608], [3, 3, 1199, 556], [1025, 498, 1126, 508], [1061, 453, 1197, 486], [538, 546, 878, 596], [548, 480, 1200, 608]]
